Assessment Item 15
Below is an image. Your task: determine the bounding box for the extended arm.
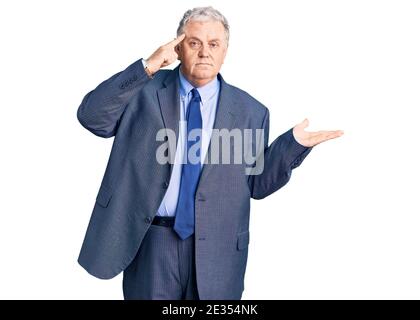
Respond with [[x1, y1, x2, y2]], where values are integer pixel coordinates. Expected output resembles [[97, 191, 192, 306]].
[[248, 110, 343, 199], [248, 109, 312, 199]]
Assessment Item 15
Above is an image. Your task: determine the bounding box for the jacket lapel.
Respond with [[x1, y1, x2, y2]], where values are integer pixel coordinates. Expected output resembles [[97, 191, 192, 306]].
[[197, 73, 238, 189], [157, 66, 181, 175]]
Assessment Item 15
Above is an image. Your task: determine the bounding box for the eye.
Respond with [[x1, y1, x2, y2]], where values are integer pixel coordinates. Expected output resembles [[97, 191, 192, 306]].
[[209, 42, 219, 48], [189, 41, 200, 48]]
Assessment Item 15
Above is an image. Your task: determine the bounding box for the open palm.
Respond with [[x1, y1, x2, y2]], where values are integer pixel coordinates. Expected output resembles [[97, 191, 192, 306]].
[[293, 118, 344, 147]]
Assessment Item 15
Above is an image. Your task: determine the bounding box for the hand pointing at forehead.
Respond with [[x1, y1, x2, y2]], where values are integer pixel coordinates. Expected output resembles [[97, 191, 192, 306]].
[[144, 34, 185, 76]]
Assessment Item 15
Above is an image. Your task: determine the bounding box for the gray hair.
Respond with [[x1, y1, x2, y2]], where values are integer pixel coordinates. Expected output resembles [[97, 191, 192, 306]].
[[177, 6, 230, 43]]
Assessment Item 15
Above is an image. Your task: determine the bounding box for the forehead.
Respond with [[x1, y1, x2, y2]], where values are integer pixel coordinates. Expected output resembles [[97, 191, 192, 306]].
[[183, 20, 226, 41]]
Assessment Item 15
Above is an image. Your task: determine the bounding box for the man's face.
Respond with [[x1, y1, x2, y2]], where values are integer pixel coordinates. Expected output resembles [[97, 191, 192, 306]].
[[176, 20, 228, 87]]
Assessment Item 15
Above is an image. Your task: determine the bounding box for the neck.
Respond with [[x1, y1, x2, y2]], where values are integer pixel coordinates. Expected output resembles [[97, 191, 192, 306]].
[[180, 66, 216, 88]]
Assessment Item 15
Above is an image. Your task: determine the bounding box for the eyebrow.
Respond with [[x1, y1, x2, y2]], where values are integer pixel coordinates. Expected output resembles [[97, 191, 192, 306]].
[[187, 37, 221, 43]]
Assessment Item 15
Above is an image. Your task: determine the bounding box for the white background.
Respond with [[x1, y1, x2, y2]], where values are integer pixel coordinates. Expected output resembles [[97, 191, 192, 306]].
[[1, 0, 419, 299]]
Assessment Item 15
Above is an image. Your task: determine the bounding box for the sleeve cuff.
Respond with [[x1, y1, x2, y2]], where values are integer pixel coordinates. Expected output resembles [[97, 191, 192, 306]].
[[285, 128, 312, 169]]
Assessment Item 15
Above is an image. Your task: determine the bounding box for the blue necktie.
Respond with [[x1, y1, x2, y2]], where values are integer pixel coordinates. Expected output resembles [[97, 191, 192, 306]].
[[173, 88, 202, 240]]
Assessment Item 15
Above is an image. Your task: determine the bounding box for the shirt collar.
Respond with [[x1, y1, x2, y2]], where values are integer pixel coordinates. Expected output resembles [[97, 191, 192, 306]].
[[178, 66, 219, 103]]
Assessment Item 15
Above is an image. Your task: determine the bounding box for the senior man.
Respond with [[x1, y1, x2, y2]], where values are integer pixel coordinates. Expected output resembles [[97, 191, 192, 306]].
[[77, 6, 343, 300]]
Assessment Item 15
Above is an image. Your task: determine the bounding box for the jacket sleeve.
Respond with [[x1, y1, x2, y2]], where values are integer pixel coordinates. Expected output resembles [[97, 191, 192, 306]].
[[248, 108, 313, 199], [77, 58, 151, 138]]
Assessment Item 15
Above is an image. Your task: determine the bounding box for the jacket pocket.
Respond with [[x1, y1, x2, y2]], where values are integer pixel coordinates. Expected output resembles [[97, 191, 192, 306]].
[[237, 231, 250, 250], [95, 184, 113, 208]]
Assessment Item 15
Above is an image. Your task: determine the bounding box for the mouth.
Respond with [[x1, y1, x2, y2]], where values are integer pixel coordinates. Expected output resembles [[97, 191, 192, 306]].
[[195, 63, 213, 66]]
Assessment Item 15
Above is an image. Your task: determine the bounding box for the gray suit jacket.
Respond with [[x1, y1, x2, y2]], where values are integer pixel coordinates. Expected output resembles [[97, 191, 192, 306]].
[[77, 58, 312, 299]]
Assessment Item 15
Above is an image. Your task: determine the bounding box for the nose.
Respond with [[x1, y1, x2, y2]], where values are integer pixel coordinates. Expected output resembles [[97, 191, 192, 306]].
[[198, 44, 210, 58]]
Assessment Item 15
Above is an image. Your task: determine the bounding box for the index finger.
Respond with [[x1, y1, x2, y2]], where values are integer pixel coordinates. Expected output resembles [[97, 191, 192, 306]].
[[167, 33, 185, 47]]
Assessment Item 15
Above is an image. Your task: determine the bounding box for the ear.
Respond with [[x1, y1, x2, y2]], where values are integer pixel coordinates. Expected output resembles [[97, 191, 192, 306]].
[[175, 44, 182, 60]]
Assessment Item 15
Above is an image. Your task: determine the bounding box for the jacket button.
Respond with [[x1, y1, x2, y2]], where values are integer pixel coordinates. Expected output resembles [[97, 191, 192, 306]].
[[163, 181, 169, 189], [145, 217, 152, 224]]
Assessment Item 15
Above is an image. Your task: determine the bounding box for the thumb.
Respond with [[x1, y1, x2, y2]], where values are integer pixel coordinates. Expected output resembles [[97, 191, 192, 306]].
[[301, 118, 309, 128]]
